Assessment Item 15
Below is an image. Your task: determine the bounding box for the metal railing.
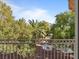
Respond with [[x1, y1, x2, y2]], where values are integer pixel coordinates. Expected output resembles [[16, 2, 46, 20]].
[[0, 39, 75, 59]]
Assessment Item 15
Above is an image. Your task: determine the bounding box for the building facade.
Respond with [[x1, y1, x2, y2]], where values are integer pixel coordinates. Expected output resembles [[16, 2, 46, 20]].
[[68, 0, 75, 12]]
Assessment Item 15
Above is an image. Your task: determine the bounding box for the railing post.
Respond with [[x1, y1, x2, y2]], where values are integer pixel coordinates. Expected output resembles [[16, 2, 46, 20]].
[[74, 0, 78, 59]]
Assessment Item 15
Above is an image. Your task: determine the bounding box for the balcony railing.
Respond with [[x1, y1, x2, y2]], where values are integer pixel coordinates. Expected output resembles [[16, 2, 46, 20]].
[[0, 39, 75, 59]]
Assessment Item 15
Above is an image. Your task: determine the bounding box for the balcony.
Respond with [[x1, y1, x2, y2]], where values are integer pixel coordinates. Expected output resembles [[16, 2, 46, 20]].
[[0, 39, 75, 59]]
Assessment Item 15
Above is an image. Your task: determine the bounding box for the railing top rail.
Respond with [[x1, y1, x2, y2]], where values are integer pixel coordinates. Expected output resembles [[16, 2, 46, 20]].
[[0, 39, 75, 44], [0, 39, 75, 40]]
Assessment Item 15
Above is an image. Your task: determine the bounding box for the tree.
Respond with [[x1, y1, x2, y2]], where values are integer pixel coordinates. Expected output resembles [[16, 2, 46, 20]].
[[0, 0, 14, 22], [50, 11, 75, 39], [15, 18, 33, 40], [0, 1, 35, 56], [0, 1, 14, 40], [28, 20, 50, 39]]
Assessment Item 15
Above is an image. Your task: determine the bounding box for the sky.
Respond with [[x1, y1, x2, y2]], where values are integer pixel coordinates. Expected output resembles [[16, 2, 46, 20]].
[[5, 0, 69, 24]]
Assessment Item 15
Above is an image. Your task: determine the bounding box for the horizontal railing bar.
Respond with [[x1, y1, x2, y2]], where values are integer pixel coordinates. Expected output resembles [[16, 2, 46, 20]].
[[0, 39, 75, 40], [0, 39, 75, 44]]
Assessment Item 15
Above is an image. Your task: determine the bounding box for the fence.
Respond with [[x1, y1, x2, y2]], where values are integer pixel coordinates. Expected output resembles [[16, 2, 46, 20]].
[[0, 39, 75, 59]]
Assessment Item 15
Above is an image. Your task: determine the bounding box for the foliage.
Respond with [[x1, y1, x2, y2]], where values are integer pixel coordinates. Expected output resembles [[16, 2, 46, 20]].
[[17, 44, 36, 57], [50, 11, 75, 39], [0, 1, 35, 57], [28, 20, 50, 39], [0, 44, 17, 54], [0, 1, 75, 57], [0, 0, 14, 21]]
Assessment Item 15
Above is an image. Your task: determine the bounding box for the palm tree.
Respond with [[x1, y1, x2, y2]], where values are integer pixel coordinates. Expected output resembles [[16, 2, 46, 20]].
[[28, 19, 47, 40]]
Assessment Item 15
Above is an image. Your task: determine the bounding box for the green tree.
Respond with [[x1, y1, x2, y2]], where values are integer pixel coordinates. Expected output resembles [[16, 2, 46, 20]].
[[51, 11, 75, 39], [16, 18, 33, 40], [28, 20, 50, 39], [0, 1, 14, 21], [0, 1, 35, 56]]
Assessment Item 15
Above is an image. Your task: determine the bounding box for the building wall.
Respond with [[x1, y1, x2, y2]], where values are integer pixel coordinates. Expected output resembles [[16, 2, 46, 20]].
[[68, 0, 75, 12]]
